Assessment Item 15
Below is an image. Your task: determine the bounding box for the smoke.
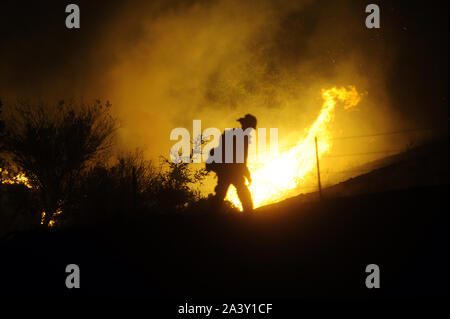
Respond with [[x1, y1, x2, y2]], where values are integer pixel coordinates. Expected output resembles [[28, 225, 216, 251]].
[[97, 0, 413, 169], [98, 1, 375, 153], [1, 0, 447, 188]]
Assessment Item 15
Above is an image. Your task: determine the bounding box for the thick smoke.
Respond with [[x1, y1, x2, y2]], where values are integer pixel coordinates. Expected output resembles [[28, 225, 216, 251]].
[[1, 0, 447, 175]]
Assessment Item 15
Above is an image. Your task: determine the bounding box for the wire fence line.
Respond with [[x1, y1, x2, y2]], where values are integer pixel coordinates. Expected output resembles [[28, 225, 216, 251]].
[[318, 126, 447, 160], [239, 126, 446, 195], [295, 168, 376, 191], [322, 149, 401, 158], [293, 126, 448, 194], [323, 126, 447, 141]]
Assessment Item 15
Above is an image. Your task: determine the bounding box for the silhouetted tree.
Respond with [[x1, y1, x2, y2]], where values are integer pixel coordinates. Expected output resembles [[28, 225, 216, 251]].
[[0, 99, 117, 226]]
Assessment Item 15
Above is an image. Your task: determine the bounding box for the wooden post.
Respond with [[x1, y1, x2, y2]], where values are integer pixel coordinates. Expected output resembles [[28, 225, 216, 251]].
[[315, 136, 322, 200]]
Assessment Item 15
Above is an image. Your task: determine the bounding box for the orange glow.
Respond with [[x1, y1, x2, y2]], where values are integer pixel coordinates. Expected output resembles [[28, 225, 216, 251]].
[[225, 86, 362, 210], [0, 168, 32, 189], [1, 168, 63, 226]]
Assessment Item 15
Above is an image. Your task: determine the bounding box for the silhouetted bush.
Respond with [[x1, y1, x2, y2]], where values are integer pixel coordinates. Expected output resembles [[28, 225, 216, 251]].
[[0, 98, 210, 231], [69, 150, 154, 224], [61, 150, 209, 227], [0, 99, 117, 226], [147, 157, 208, 213]]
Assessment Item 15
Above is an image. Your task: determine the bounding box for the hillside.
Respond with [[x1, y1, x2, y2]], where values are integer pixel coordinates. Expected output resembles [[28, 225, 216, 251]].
[[0, 188, 447, 298], [267, 137, 449, 207], [0, 138, 448, 298]]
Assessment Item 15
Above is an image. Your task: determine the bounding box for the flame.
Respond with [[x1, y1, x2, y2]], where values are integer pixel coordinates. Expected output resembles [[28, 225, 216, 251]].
[[41, 209, 62, 227], [0, 168, 33, 189], [1, 168, 63, 226], [225, 86, 362, 210]]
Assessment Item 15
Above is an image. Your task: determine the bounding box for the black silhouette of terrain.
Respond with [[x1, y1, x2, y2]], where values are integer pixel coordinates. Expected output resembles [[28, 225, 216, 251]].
[[0, 139, 448, 298]]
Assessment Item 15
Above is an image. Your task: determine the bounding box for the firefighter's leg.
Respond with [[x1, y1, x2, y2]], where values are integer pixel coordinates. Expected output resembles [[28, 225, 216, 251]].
[[213, 174, 230, 211], [233, 176, 254, 213]]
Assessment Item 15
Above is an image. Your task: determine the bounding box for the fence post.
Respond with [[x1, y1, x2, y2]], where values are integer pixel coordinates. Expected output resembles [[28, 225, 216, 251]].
[[315, 136, 323, 201]]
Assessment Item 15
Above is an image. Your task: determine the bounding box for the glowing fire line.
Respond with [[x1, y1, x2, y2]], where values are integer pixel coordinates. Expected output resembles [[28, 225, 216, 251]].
[[225, 86, 362, 210], [0, 168, 32, 189], [1, 168, 60, 227]]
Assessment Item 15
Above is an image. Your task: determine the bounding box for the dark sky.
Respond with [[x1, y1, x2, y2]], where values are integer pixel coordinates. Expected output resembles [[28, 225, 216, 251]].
[[0, 0, 448, 139]]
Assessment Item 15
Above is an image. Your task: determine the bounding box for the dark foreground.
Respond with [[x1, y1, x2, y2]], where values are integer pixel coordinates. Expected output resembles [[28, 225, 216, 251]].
[[0, 185, 448, 298]]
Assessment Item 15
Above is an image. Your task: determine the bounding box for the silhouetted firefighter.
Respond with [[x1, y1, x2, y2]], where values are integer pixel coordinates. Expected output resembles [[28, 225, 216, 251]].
[[206, 114, 257, 213]]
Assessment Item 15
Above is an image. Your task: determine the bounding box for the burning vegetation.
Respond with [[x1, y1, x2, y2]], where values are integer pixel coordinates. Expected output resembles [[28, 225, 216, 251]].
[[226, 86, 362, 210], [0, 99, 117, 227], [0, 168, 32, 189]]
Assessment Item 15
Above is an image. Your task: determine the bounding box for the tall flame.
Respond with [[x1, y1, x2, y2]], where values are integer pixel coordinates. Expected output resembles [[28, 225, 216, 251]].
[[225, 86, 362, 210]]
